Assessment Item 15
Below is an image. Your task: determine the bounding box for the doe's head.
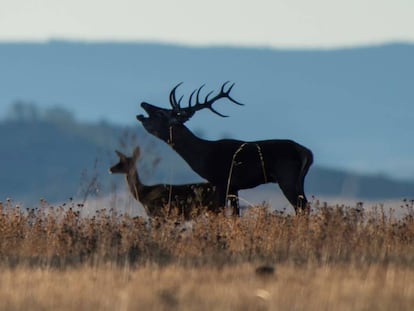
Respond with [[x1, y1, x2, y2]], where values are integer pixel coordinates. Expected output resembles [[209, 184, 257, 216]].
[[109, 147, 141, 174]]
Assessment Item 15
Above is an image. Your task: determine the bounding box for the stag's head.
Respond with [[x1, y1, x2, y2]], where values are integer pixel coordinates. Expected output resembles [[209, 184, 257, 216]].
[[136, 82, 242, 140]]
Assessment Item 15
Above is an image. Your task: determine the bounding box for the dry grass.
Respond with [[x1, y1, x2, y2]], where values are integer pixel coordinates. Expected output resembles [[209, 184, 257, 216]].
[[1, 263, 414, 310], [1, 198, 414, 310]]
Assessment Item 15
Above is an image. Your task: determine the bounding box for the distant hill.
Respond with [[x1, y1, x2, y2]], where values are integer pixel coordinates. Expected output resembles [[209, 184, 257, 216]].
[[0, 107, 120, 203], [0, 41, 414, 180], [0, 104, 413, 207], [0, 103, 217, 204]]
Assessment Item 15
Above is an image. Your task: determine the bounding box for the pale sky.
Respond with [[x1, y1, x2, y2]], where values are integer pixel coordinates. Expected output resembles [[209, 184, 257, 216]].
[[1, 0, 414, 48]]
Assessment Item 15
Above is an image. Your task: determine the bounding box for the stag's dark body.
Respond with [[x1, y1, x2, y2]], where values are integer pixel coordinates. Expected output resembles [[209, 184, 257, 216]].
[[138, 99, 313, 215]]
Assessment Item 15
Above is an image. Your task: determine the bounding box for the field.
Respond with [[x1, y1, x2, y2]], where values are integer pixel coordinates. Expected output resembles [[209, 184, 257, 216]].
[[1, 199, 414, 310]]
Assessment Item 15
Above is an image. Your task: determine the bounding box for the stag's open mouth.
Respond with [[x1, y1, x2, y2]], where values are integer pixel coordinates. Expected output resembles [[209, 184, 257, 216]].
[[136, 102, 151, 121]]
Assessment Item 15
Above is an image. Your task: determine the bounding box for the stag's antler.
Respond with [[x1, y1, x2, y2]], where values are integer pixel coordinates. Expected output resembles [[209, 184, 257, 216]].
[[169, 82, 184, 111], [169, 82, 243, 119]]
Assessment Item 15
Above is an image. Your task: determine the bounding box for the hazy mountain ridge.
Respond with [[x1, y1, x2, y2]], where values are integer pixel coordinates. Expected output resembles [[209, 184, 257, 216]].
[[0, 106, 413, 206], [0, 41, 413, 179], [0, 41, 413, 205]]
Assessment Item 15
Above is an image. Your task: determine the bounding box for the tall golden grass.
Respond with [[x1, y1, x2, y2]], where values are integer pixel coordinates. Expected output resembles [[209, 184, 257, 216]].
[[1, 264, 414, 310], [1, 199, 414, 267], [0, 198, 414, 310]]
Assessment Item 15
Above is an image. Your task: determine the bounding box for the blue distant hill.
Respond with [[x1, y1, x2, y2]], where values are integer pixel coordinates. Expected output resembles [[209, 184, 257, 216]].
[[0, 41, 413, 182], [0, 105, 413, 206]]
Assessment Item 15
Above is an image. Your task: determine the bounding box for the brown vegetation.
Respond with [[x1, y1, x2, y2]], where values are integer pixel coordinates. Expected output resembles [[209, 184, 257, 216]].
[[1, 199, 414, 267], [0, 198, 414, 309]]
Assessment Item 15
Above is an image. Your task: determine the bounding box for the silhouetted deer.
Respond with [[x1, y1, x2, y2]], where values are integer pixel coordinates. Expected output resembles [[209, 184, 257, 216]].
[[109, 147, 220, 219], [137, 82, 313, 215]]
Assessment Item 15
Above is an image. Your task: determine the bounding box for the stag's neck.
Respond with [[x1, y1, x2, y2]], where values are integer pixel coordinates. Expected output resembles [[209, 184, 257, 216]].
[[168, 125, 211, 156], [169, 124, 211, 165]]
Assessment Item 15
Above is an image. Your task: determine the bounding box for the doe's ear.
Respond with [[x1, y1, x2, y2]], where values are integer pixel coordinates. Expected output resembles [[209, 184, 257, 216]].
[[115, 150, 127, 160], [132, 146, 141, 161]]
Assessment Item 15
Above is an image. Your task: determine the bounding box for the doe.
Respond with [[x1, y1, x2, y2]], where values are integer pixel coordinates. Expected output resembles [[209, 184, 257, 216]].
[[109, 146, 220, 219]]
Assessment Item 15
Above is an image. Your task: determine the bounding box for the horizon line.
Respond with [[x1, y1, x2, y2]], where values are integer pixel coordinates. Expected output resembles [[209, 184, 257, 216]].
[[0, 37, 413, 52]]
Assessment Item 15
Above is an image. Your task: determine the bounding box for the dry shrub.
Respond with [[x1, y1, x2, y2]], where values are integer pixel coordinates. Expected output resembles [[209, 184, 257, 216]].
[[0, 199, 414, 268]]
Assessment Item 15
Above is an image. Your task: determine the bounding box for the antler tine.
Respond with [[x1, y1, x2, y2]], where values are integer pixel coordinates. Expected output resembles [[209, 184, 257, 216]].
[[192, 82, 243, 117], [188, 89, 197, 108], [169, 82, 183, 109], [201, 89, 229, 117], [207, 106, 229, 117], [221, 82, 244, 106], [170, 82, 242, 120], [178, 95, 184, 107], [220, 81, 231, 92], [195, 84, 205, 106], [204, 90, 214, 102]]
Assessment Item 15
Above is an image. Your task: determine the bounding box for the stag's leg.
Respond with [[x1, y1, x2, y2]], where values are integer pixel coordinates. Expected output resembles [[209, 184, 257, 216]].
[[227, 190, 240, 216], [216, 186, 240, 216], [216, 186, 229, 214], [278, 182, 307, 214], [276, 166, 308, 214]]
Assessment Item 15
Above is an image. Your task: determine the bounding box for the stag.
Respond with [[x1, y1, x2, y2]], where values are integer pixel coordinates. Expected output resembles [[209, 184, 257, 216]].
[[136, 82, 313, 215], [109, 147, 220, 219]]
